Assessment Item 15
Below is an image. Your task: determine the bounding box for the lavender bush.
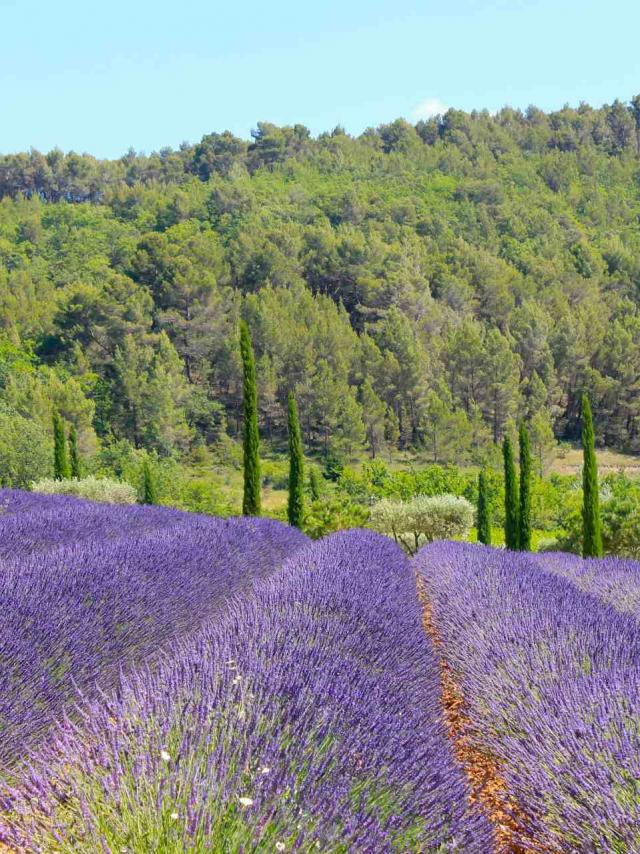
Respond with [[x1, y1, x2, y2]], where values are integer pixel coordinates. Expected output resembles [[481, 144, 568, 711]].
[[415, 541, 640, 852], [0, 488, 186, 557], [1, 531, 491, 853], [0, 490, 307, 764], [535, 550, 640, 620]]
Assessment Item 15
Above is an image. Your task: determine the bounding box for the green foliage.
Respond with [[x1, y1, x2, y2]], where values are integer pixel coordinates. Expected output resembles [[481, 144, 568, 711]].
[[239, 321, 261, 516], [3, 100, 640, 518], [303, 496, 369, 539], [0, 409, 52, 487], [286, 393, 304, 528], [68, 424, 81, 479], [142, 461, 158, 505], [323, 451, 344, 482], [33, 476, 137, 504], [308, 465, 323, 501], [90, 439, 234, 516], [338, 461, 475, 504], [554, 472, 640, 558], [599, 475, 640, 558], [530, 474, 573, 531], [581, 394, 603, 557], [370, 494, 474, 555], [477, 470, 492, 545], [53, 411, 70, 480], [503, 435, 519, 550], [518, 423, 532, 551], [260, 458, 289, 490]]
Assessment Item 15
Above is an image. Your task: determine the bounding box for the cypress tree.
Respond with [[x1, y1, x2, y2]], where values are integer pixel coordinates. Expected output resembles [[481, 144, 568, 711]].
[[581, 393, 603, 557], [477, 470, 492, 545], [503, 434, 519, 550], [287, 392, 304, 528], [68, 424, 81, 479], [518, 422, 532, 551], [309, 466, 322, 502], [142, 460, 158, 505], [53, 412, 70, 480], [240, 320, 261, 516]]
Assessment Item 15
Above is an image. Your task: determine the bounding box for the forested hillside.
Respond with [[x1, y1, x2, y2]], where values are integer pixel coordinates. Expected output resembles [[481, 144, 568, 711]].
[[1, 97, 640, 483]]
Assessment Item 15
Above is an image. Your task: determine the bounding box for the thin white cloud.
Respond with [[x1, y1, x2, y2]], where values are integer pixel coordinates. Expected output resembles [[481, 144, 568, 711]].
[[411, 97, 449, 121]]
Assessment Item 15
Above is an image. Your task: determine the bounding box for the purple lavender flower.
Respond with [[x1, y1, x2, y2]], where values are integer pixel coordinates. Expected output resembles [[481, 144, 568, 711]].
[[0, 489, 307, 764], [415, 541, 640, 852], [1, 530, 490, 852]]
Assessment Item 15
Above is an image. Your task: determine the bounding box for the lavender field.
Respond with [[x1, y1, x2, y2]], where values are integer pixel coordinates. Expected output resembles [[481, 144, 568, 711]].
[[1, 492, 639, 852], [0, 490, 307, 764]]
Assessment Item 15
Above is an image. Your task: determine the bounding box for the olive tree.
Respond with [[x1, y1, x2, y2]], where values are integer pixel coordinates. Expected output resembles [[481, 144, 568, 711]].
[[370, 494, 474, 555]]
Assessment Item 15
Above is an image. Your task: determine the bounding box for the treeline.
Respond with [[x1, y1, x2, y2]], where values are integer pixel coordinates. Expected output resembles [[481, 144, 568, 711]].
[[2, 99, 640, 201], [1, 97, 640, 478]]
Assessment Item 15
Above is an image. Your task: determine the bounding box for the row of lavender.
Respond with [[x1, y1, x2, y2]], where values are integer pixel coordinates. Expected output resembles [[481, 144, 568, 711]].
[[0, 488, 186, 557], [416, 542, 640, 852], [0, 490, 307, 764], [535, 550, 640, 620], [1, 531, 491, 852]]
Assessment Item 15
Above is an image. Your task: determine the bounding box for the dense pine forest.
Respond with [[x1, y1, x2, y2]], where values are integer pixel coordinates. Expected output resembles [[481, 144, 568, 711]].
[[2, 97, 640, 494]]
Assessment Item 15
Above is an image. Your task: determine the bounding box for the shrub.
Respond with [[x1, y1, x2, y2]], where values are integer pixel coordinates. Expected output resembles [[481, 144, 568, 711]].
[[261, 459, 289, 490], [32, 476, 137, 505], [0, 410, 52, 487], [303, 496, 369, 539], [370, 494, 474, 554]]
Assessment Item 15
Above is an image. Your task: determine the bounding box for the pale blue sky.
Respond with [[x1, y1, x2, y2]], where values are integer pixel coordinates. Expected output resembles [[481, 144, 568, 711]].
[[1, 0, 638, 157]]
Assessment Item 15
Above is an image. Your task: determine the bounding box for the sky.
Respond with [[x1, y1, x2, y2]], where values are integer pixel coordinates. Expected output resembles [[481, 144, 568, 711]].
[[1, 0, 639, 158]]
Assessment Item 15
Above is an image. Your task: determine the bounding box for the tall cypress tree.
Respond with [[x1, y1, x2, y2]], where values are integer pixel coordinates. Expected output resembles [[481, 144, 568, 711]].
[[68, 424, 81, 479], [240, 320, 261, 516], [287, 392, 304, 528], [142, 460, 158, 505], [477, 470, 492, 545], [518, 422, 532, 551], [53, 412, 70, 480], [503, 434, 519, 550], [478, 470, 491, 546], [581, 393, 603, 557]]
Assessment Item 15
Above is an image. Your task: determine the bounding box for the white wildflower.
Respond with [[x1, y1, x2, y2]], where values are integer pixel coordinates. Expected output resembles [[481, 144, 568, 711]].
[[275, 844, 286, 852], [170, 811, 179, 820], [238, 796, 254, 807], [261, 766, 271, 774], [160, 749, 171, 762]]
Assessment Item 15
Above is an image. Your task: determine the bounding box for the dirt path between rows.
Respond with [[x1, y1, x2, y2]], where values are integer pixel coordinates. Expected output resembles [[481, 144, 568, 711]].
[[416, 574, 550, 854]]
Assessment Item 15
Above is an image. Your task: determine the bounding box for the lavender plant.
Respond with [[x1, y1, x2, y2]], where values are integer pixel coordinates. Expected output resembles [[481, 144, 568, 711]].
[[415, 541, 640, 852], [0, 532, 491, 853], [535, 550, 640, 620], [0, 489, 307, 764]]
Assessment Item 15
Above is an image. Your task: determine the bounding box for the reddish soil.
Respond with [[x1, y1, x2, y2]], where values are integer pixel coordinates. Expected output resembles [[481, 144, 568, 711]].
[[416, 574, 551, 854]]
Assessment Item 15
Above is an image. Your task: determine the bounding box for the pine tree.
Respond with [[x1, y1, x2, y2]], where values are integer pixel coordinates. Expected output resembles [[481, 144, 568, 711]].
[[240, 320, 261, 516], [287, 392, 304, 528], [142, 460, 158, 505], [518, 422, 532, 551], [68, 424, 81, 479], [53, 412, 70, 480], [477, 470, 492, 545], [581, 394, 603, 557], [503, 434, 519, 549]]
